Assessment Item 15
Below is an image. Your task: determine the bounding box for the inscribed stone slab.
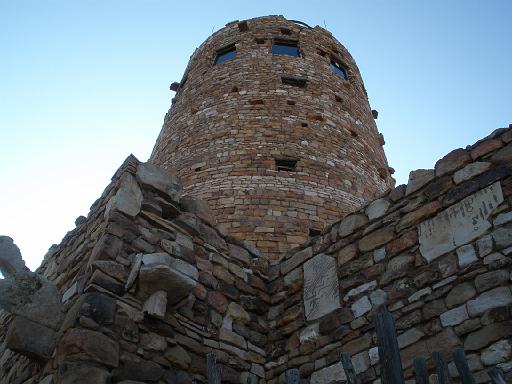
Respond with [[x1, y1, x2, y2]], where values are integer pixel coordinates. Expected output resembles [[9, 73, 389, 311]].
[[303, 254, 340, 320], [418, 181, 503, 262]]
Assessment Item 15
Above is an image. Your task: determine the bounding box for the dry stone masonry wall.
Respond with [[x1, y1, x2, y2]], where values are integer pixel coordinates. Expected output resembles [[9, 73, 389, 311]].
[[150, 16, 394, 261], [264, 127, 512, 383]]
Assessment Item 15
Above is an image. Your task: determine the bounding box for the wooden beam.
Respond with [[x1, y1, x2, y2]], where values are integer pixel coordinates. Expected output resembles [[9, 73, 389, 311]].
[[206, 352, 221, 384], [413, 357, 429, 384], [453, 348, 476, 384], [374, 305, 405, 384], [432, 351, 452, 384], [488, 367, 507, 384], [340, 352, 360, 384], [285, 368, 300, 384]]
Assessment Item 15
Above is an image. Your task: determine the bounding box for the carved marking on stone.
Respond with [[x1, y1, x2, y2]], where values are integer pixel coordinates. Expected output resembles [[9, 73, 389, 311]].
[[418, 182, 503, 262], [303, 254, 340, 321]]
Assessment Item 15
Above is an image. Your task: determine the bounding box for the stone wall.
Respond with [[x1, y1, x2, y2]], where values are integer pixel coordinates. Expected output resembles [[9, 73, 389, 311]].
[[264, 126, 512, 383], [0, 155, 272, 384], [150, 16, 393, 260]]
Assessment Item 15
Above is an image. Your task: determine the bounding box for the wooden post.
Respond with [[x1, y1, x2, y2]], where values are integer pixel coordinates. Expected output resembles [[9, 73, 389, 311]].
[[453, 348, 476, 384], [374, 305, 405, 384], [488, 367, 507, 384], [285, 368, 300, 384], [340, 352, 360, 384], [206, 352, 221, 384], [432, 351, 452, 384], [413, 357, 429, 384]]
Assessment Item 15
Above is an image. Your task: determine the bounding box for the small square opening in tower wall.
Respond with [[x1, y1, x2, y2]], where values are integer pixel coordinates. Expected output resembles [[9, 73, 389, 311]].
[[275, 157, 298, 171]]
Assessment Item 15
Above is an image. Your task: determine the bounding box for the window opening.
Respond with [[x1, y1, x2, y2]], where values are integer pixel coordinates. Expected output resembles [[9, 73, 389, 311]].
[[281, 76, 307, 88], [309, 228, 321, 237], [275, 157, 298, 172], [272, 41, 300, 57], [330, 58, 348, 80], [214, 45, 236, 64]]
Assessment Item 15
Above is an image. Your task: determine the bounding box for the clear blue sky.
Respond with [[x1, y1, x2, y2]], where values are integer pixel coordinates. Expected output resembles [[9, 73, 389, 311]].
[[1, 0, 511, 271]]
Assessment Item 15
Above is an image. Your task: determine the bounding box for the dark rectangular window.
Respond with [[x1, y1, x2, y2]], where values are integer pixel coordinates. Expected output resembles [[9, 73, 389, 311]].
[[214, 45, 236, 64], [272, 41, 300, 57], [275, 157, 298, 172], [330, 58, 348, 80], [281, 76, 307, 88]]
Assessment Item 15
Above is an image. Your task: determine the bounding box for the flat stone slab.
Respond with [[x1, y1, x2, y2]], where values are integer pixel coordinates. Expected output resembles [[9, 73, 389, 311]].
[[303, 254, 341, 321], [418, 181, 503, 262]]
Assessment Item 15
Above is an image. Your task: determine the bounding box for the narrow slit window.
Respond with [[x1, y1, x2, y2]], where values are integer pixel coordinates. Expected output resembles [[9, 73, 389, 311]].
[[214, 45, 236, 65], [275, 157, 298, 172], [272, 41, 300, 57], [330, 58, 348, 80], [309, 228, 321, 237], [281, 76, 307, 88]]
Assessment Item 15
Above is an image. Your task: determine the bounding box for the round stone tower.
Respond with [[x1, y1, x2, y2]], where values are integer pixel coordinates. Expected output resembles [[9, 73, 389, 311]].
[[150, 15, 394, 260]]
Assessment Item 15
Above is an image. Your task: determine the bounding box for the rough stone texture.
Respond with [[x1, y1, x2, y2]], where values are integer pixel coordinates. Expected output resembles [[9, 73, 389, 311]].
[[150, 16, 394, 261], [1, 17, 512, 384], [406, 169, 435, 195], [5, 316, 56, 360]]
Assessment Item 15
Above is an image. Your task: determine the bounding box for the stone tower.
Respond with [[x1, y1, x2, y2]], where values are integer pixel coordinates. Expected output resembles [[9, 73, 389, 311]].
[[150, 16, 394, 260]]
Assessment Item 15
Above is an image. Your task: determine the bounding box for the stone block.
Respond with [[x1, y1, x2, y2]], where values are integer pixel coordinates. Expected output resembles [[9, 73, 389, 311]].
[[57, 362, 110, 384], [492, 225, 512, 249], [440, 304, 468, 327], [58, 328, 119, 368], [303, 254, 341, 320], [435, 148, 471, 176], [6, 316, 56, 360], [338, 214, 368, 237], [481, 340, 511, 366], [474, 270, 509, 292], [358, 226, 395, 252], [366, 198, 390, 220], [165, 344, 191, 369], [465, 321, 512, 350], [310, 362, 347, 383], [453, 162, 491, 184], [456, 244, 478, 268], [418, 181, 503, 262], [467, 287, 512, 316], [446, 282, 476, 308], [351, 295, 372, 318], [490, 141, 512, 164], [143, 290, 167, 318], [105, 173, 142, 218], [397, 327, 424, 349], [136, 162, 183, 201], [406, 169, 435, 195], [112, 352, 165, 382], [281, 246, 312, 275]]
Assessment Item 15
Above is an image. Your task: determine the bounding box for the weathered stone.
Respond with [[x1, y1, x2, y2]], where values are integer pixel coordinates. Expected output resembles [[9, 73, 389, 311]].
[[136, 162, 183, 201], [418, 181, 503, 262], [352, 351, 370, 374], [474, 270, 509, 292], [105, 173, 142, 218], [57, 362, 110, 384], [338, 214, 368, 237], [143, 290, 167, 318], [112, 352, 164, 382], [373, 247, 386, 262], [281, 246, 313, 275], [408, 287, 432, 302], [337, 243, 357, 266], [93, 260, 128, 282], [58, 328, 119, 368], [397, 327, 424, 349], [465, 322, 512, 350], [471, 138, 503, 159], [380, 254, 414, 284], [494, 211, 512, 226], [366, 198, 390, 220], [138, 253, 197, 304], [492, 224, 512, 249], [446, 282, 476, 308], [406, 169, 435, 195], [399, 201, 441, 230], [226, 302, 251, 323], [476, 235, 493, 257], [310, 361, 347, 383], [219, 328, 246, 349], [90, 269, 124, 294], [422, 299, 446, 320], [207, 291, 228, 314], [456, 244, 478, 268], [358, 226, 394, 252], [303, 254, 340, 320], [386, 230, 417, 256], [369, 289, 387, 306], [227, 243, 251, 265], [351, 295, 371, 318], [299, 323, 320, 343], [6, 316, 56, 360], [440, 304, 468, 326], [490, 141, 512, 164], [467, 287, 512, 316], [140, 332, 166, 352], [481, 340, 511, 366], [435, 148, 470, 176], [345, 281, 377, 301], [179, 195, 215, 223], [78, 292, 116, 325], [453, 162, 491, 184], [165, 344, 191, 369]]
